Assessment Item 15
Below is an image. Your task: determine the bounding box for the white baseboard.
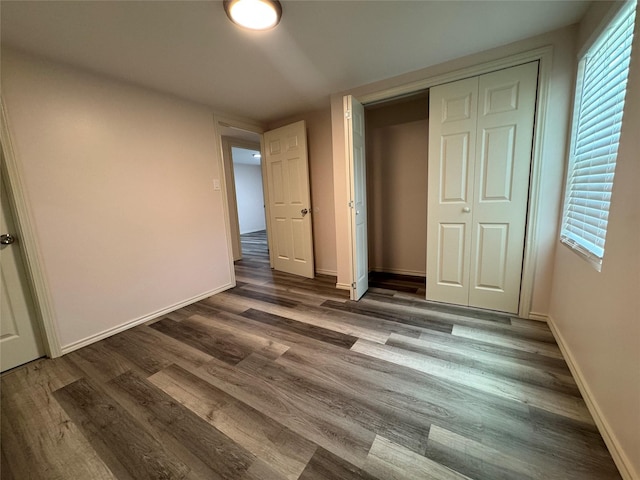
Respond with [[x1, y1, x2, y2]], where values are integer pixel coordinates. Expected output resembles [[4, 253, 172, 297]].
[[547, 315, 637, 480], [315, 268, 337, 276], [336, 282, 351, 291], [527, 311, 549, 322], [60, 284, 234, 354], [370, 267, 426, 277]]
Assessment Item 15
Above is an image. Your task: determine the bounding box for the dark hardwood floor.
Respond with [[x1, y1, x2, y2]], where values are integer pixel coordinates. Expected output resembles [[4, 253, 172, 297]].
[[1, 230, 622, 479]]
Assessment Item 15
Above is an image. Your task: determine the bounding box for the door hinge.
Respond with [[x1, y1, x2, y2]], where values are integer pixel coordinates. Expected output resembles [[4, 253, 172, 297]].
[[351, 282, 357, 288], [348, 200, 354, 208], [345, 110, 352, 119]]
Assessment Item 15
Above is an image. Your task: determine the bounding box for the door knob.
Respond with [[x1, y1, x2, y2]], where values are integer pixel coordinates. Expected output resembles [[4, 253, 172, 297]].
[[462, 207, 471, 213], [301, 208, 309, 216], [0, 234, 15, 245]]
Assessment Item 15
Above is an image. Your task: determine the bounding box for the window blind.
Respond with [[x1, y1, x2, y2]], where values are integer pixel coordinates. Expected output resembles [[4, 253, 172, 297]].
[[561, 0, 636, 267]]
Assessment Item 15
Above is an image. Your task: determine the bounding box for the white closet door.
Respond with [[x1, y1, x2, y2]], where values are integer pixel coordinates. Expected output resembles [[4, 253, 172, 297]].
[[344, 95, 369, 300], [426, 77, 478, 306], [469, 62, 538, 313], [426, 62, 538, 313]]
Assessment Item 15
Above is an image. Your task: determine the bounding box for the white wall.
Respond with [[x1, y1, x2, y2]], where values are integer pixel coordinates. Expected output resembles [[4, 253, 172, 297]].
[[548, 4, 640, 478], [233, 162, 266, 234], [366, 95, 429, 276], [332, 25, 576, 311], [1, 49, 234, 351]]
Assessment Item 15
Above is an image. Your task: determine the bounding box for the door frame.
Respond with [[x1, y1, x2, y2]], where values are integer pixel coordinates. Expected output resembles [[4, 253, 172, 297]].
[[221, 136, 263, 261], [214, 114, 269, 286], [344, 45, 553, 318], [1, 99, 61, 357]]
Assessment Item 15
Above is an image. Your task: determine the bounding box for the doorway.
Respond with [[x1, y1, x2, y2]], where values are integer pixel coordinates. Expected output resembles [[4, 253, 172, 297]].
[[232, 146, 266, 241], [231, 144, 270, 275], [222, 135, 268, 262], [365, 91, 429, 299], [217, 118, 315, 281], [349, 91, 433, 299]]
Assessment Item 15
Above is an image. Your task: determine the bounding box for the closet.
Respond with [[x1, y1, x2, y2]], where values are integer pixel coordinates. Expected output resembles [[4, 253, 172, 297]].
[[355, 61, 538, 313], [426, 62, 538, 314], [365, 93, 429, 278]]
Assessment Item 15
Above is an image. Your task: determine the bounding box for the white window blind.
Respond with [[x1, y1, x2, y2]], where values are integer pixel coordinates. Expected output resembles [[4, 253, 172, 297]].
[[561, 0, 636, 269]]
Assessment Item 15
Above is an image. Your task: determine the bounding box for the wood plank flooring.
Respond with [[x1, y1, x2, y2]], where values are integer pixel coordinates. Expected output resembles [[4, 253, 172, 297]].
[[1, 230, 622, 479]]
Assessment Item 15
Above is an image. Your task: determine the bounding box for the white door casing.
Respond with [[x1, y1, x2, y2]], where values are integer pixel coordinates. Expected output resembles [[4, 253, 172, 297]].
[[1, 171, 45, 371], [427, 62, 538, 313], [222, 136, 242, 261], [344, 95, 368, 300], [263, 121, 315, 278]]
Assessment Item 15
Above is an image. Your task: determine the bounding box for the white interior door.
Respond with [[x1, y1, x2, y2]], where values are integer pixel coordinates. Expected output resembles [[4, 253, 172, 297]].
[[263, 121, 314, 278], [427, 62, 538, 313], [345, 95, 368, 300], [1, 171, 44, 372]]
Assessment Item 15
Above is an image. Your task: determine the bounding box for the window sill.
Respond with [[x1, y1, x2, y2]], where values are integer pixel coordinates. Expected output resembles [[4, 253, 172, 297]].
[[560, 237, 603, 272]]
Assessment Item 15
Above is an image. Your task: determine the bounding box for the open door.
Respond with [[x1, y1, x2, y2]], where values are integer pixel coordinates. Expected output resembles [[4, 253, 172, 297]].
[[344, 95, 368, 300], [1, 164, 45, 371], [263, 121, 314, 278]]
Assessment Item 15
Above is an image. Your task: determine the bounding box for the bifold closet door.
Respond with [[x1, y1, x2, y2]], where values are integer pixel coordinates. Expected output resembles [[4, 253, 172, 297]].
[[426, 62, 538, 313], [426, 76, 479, 307]]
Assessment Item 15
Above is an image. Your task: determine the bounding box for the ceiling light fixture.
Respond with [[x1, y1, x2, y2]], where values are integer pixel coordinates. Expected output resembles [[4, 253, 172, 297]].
[[252, 153, 261, 158], [223, 0, 282, 31]]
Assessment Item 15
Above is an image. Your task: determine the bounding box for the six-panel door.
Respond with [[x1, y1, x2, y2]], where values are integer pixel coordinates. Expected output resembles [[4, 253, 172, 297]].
[[264, 121, 315, 278]]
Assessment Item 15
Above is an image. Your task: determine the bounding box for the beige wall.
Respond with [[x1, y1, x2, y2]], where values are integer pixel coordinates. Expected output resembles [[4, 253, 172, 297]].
[[269, 108, 337, 275], [331, 25, 577, 312], [548, 4, 640, 478], [1, 49, 234, 350], [365, 95, 429, 276]]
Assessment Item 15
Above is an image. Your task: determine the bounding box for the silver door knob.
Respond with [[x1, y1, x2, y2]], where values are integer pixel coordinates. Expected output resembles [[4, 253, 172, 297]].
[[462, 207, 471, 213], [301, 208, 309, 216], [0, 234, 15, 245]]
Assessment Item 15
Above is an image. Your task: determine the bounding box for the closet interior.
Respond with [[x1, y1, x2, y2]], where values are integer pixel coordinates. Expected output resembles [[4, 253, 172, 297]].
[[365, 91, 430, 289]]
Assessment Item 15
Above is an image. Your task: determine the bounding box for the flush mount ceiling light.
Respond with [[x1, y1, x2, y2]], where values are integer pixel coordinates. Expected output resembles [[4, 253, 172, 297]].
[[223, 0, 282, 31]]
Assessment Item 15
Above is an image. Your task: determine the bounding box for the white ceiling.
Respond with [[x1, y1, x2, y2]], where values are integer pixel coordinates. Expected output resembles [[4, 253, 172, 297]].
[[1, 1, 590, 123]]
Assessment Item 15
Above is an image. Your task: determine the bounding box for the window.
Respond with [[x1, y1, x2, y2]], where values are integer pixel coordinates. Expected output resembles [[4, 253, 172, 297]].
[[560, 0, 637, 270]]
